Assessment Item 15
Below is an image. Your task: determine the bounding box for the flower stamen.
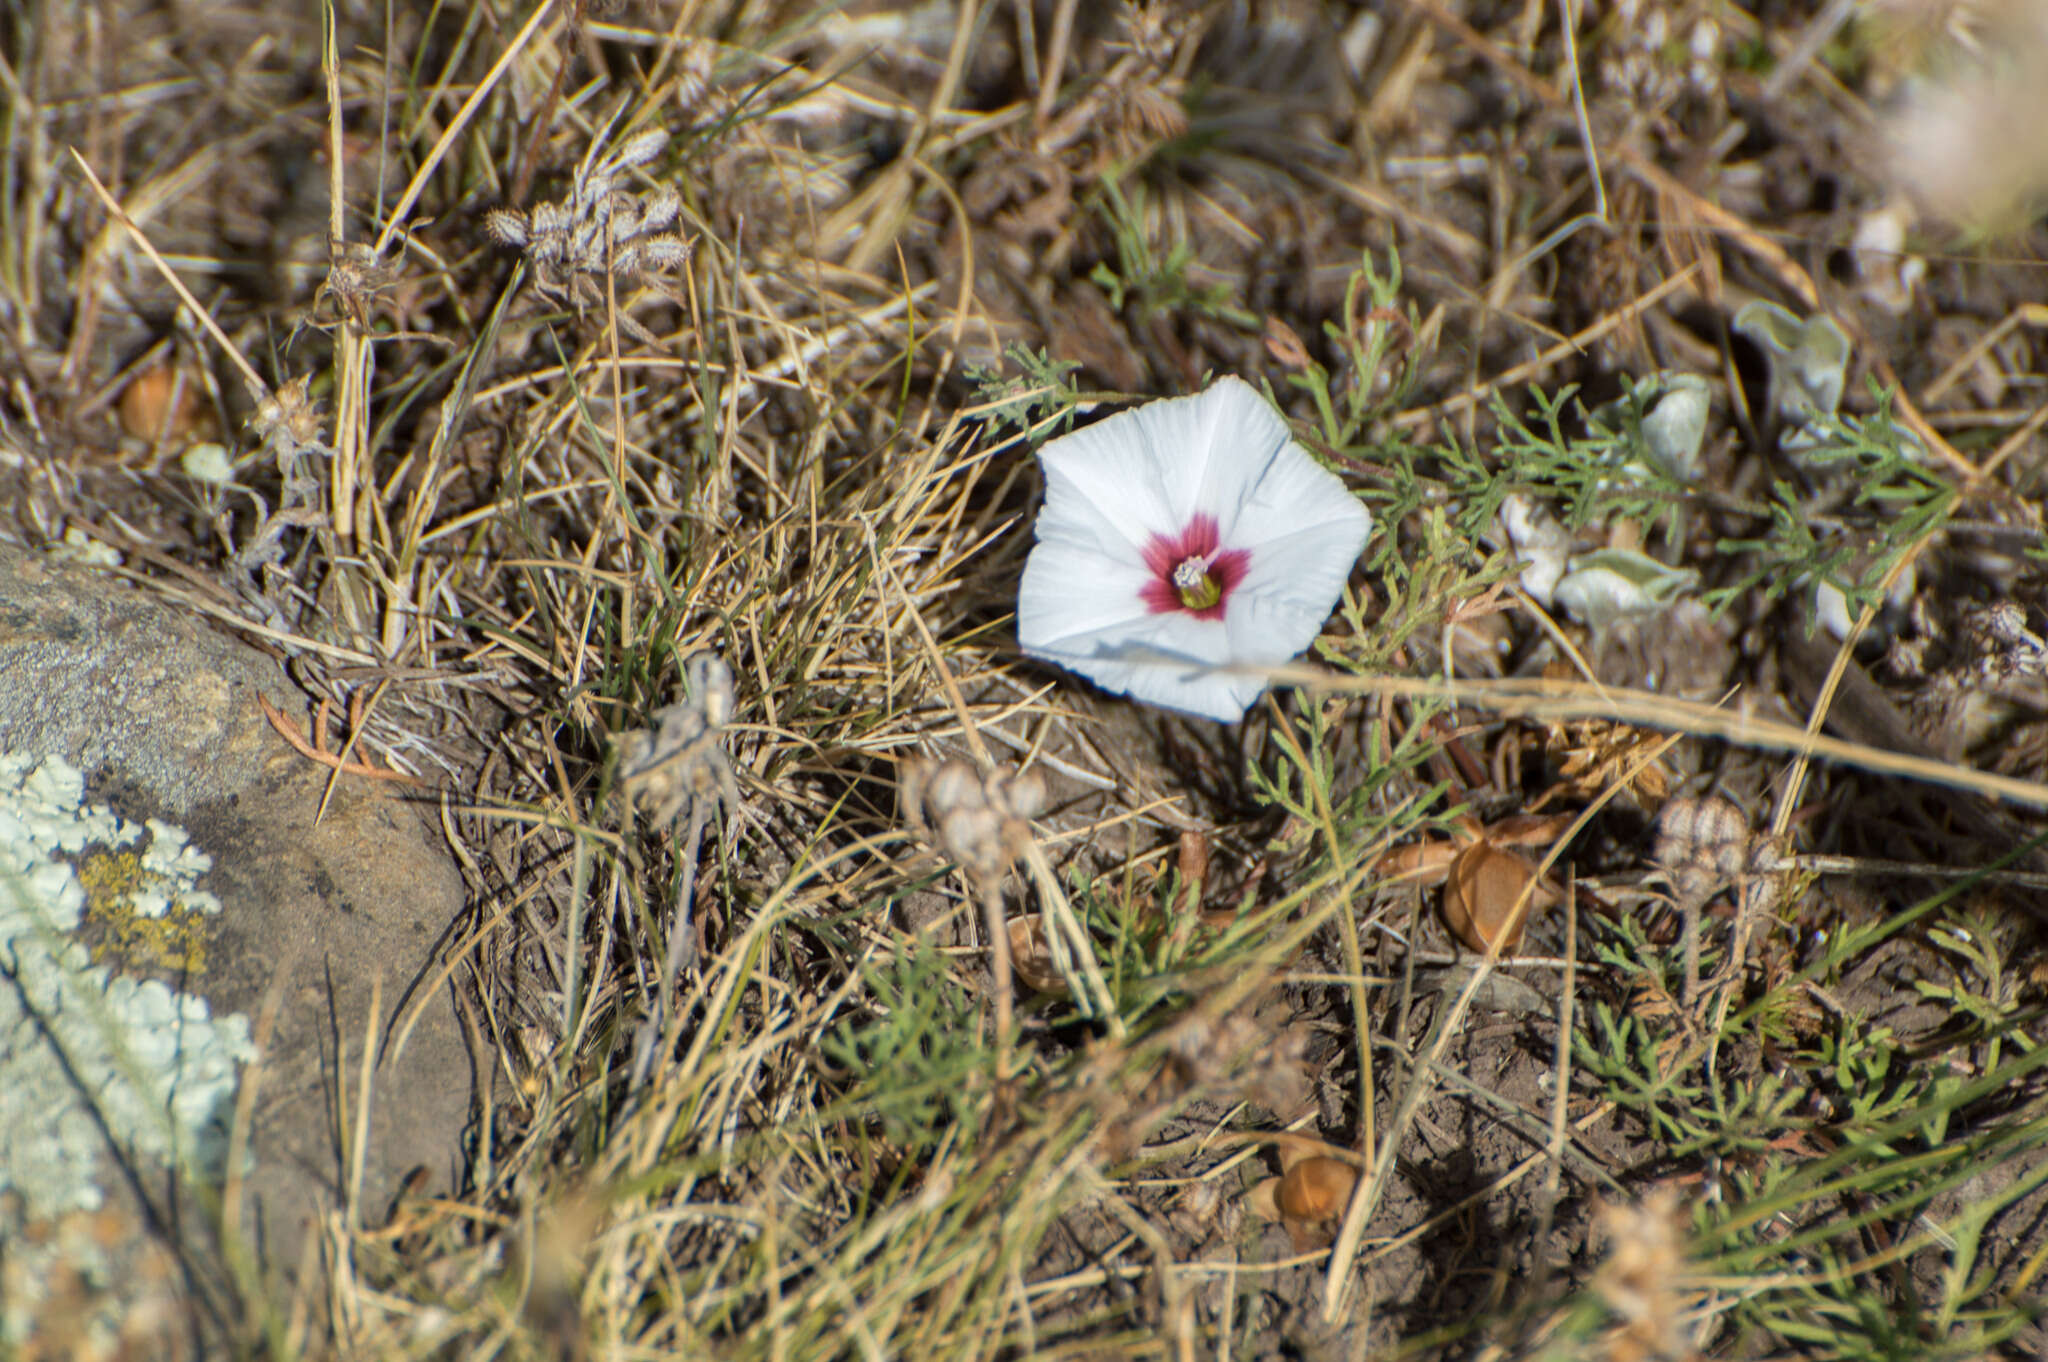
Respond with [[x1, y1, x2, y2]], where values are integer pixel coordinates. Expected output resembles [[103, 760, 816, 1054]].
[[1171, 553, 1223, 611], [1139, 515, 1250, 620]]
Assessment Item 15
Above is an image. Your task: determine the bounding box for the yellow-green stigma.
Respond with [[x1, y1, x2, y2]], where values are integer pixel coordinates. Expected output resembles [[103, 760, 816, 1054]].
[[1172, 559, 1222, 611]]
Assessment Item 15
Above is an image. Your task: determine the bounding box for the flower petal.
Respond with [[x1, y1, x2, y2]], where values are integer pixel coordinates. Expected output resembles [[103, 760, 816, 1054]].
[[1018, 559, 1264, 722], [1181, 377, 1310, 542], [1222, 441, 1373, 561], [1019, 543, 1267, 723], [1018, 544, 1156, 641], [1019, 376, 1373, 722], [1035, 410, 1192, 557]]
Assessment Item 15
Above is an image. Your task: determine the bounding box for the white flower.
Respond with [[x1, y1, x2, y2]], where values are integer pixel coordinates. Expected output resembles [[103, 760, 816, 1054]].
[[1017, 376, 1373, 723]]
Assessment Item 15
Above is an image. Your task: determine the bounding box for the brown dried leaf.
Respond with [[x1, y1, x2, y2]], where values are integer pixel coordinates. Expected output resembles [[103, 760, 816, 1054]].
[[118, 363, 209, 445], [1248, 1146, 1362, 1251], [1263, 316, 1311, 370], [1006, 914, 1067, 995], [1440, 839, 1556, 954], [1275, 1156, 1357, 1222]]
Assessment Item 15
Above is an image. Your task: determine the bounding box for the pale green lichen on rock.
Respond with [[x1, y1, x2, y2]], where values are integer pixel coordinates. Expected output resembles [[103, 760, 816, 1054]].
[[0, 752, 254, 1254]]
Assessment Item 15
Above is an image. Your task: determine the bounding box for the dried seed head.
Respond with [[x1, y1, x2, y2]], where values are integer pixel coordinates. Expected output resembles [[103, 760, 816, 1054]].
[[901, 758, 1043, 881], [634, 236, 693, 270], [1593, 1185, 1692, 1361], [615, 654, 740, 829], [937, 804, 1004, 877], [482, 208, 531, 247], [922, 760, 983, 817], [640, 184, 683, 235], [604, 128, 669, 177], [673, 41, 715, 117], [988, 766, 1047, 821], [1962, 602, 2048, 685], [251, 374, 326, 457], [685, 653, 735, 728], [481, 125, 691, 308], [1650, 795, 1755, 909], [318, 239, 405, 328]]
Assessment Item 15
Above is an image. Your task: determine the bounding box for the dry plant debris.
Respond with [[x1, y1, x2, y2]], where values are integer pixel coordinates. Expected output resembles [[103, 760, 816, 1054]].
[[1592, 1184, 1701, 1362], [899, 755, 1047, 885], [483, 123, 691, 339], [6, 0, 2048, 1357], [613, 652, 740, 835], [615, 652, 740, 1090], [1438, 836, 1561, 955], [1246, 1140, 1363, 1252]]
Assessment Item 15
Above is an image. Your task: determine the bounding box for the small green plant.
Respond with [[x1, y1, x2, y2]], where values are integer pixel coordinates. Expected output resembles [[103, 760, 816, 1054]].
[[965, 342, 1085, 445], [1705, 389, 1956, 619], [1489, 384, 1696, 538], [1086, 172, 1253, 325], [1556, 871, 2048, 1361], [1286, 247, 1421, 449], [820, 941, 990, 1159]]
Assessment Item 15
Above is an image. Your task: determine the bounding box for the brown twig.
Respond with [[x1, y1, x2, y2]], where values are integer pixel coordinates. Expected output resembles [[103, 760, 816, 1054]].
[[258, 692, 422, 784]]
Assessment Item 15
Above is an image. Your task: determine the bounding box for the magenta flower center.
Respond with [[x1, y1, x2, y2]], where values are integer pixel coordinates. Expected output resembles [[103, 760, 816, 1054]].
[[1140, 514, 1251, 621]]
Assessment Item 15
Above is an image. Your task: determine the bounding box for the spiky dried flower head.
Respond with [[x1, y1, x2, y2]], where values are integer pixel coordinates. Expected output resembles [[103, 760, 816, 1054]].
[[1649, 794, 1760, 911], [317, 239, 405, 329], [250, 374, 328, 480], [671, 38, 716, 119], [900, 757, 1046, 883], [614, 653, 740, 830], [481, 209, 533, 250], [1962, 601, 2048, 685]]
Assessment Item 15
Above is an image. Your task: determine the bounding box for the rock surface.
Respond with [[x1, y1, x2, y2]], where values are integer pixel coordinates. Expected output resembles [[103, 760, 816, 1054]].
[[0, 544, 473, 1341]]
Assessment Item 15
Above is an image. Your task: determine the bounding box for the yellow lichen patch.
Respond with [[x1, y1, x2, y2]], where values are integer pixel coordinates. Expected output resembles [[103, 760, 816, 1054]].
[[76, 849, 145, 918], [76, 850, 212, 975]]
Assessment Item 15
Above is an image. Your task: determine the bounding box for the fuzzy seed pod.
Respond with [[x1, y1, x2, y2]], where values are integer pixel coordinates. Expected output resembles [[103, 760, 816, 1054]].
[[1651, 795, 1755, 908], [904, 758, 1045, 881]]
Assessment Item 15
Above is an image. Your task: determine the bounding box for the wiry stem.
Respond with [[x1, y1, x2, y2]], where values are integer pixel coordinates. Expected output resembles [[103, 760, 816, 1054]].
[[626, 802, 710, 1099]]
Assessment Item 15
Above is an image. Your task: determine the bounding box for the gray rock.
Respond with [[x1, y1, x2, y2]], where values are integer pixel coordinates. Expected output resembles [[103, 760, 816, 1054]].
[[0, 547, 287, 815], [0, 544, 473, 1343]]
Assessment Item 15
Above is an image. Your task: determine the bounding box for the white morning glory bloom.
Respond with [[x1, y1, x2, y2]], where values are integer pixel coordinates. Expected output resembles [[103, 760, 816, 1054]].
[[1017, 376, 1373, 723]]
